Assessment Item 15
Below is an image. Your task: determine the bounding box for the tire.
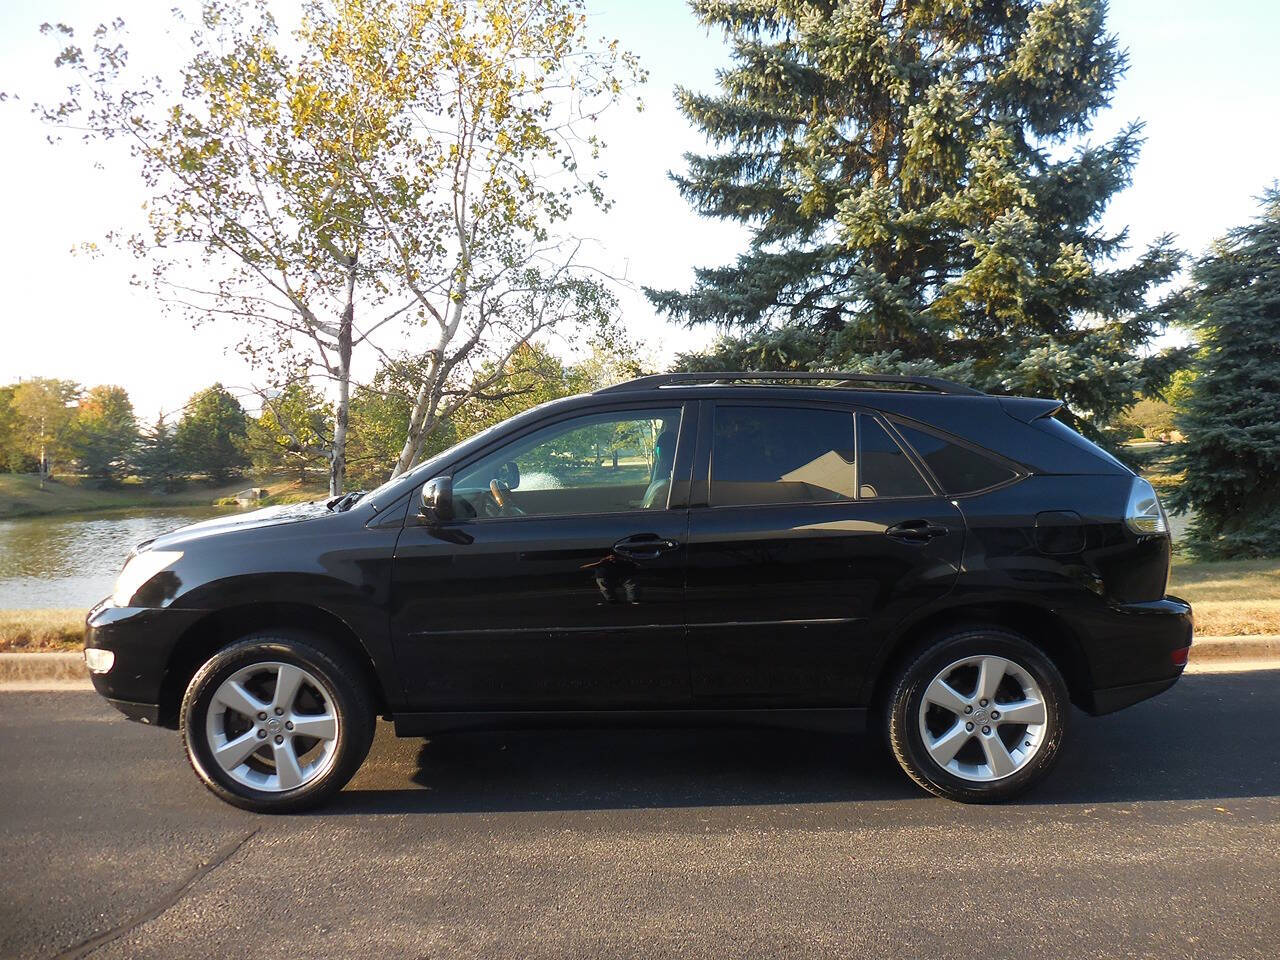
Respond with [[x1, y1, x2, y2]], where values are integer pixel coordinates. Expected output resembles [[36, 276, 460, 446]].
[[884, 627, 1069, 803], [180, 631, 375, 813]]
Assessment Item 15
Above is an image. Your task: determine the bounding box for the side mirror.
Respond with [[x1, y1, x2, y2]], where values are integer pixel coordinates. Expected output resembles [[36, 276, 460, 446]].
[[419, 475, 455, 524], [497, 460, 520, 489]]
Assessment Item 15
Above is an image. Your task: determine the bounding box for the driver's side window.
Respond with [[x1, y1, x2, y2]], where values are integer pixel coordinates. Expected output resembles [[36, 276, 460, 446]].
[[452, 407, 682, 520]]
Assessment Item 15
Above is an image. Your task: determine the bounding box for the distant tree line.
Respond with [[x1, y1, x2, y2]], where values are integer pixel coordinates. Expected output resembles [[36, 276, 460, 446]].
[[0, 339, 645, 493]]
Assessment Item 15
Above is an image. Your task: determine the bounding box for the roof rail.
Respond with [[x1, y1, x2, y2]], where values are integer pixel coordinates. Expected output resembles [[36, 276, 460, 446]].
[[595, 371, 985, 396]]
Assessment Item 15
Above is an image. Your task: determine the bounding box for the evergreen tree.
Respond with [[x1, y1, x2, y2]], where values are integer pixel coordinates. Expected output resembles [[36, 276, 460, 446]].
[[1168, 189, 1280, 559], [649, 0, 1183, 429], [175, 384, 249, 484], [136, 414, 182, 491]]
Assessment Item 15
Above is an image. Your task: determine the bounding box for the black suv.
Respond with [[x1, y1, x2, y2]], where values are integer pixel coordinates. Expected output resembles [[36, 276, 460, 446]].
[[85, 372, 1192, 811]]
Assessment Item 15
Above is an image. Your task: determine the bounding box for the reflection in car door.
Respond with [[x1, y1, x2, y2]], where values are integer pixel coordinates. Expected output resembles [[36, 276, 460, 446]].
[[389, 402, 696, 710]]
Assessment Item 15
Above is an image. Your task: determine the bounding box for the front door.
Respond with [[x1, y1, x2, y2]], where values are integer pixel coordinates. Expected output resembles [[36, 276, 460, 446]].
[[685, 403, 965, 705], [391, 404, 694, 709]]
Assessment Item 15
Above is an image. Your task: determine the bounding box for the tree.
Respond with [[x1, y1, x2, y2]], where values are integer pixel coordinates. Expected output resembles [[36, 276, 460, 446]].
[[175, 384, 249, 484], [70, 385, 139, 481], [35, 0, 640, 495], [344, 369, 420, 490], [649, 0, 1183, 431], [1168, 188, 1280, 559], [11, 378, 80, 486], [136, 413, 182, 491], [0, 386, 37, 473], [247, 380, 332, 483]]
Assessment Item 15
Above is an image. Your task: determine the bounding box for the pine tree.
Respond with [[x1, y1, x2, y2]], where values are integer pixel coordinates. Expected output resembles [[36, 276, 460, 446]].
[[136, 414, 182, 491], [175, 385, 249, 485], [648, 0, 1183, 429], [1168, 188, 1280, 559]]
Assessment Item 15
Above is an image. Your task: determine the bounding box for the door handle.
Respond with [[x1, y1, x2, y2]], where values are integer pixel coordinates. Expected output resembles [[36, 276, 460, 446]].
[[885, 520, 951, 543], [613, 534, 681, 560]]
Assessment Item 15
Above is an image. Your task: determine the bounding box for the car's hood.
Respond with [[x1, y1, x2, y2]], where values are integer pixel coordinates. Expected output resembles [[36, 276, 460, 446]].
[[143, 501, 335, 551]]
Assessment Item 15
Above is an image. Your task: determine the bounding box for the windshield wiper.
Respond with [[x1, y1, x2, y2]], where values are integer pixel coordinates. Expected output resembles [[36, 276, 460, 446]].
[[329, 490, 367, 512]]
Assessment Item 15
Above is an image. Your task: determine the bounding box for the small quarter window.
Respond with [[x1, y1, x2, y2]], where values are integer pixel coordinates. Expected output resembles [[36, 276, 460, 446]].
[[894, 422, 1018, 495], [711, 406, 855, 506], [857, 415, 931, 498]]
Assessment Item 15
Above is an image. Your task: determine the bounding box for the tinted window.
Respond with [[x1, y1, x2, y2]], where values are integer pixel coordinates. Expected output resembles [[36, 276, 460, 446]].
[[857, 415, 931, 498], [454, 408, 681, 518], [895, 422, 1018, 494], [711, 406, 855, 506]]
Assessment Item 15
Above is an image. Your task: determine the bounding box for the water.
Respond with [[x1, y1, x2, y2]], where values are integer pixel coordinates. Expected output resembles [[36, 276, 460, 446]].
[[0, 507, 233, 609]]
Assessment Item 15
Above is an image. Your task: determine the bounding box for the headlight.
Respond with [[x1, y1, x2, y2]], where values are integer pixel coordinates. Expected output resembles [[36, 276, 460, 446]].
[[112, 550, 183, 606], [1124, 477, 1168, 535]]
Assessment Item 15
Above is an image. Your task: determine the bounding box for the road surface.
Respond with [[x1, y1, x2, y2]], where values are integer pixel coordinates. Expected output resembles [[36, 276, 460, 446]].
[[2, 672, 1279, 959]]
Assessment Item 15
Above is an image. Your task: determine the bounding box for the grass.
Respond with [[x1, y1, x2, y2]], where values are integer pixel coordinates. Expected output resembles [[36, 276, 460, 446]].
[[0, 473, 329, 519], [1169, 558, 1280, 636], [2, 558, 1278, 654], [0, 609, 86, 653]]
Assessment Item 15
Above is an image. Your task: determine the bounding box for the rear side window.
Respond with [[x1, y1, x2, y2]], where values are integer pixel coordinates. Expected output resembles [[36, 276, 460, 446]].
[[857, 415, 931, 498], [711, 406, 855, 505], [894, 422, 1018, 495]]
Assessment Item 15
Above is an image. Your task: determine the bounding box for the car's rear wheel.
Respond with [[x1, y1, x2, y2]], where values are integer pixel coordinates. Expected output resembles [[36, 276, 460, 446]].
[[885, 627, 1068, 803], [180, 632, 374, 813]]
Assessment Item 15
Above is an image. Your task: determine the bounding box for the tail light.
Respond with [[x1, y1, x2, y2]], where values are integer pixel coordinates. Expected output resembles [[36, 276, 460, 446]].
[[1125, 477, 1168, 536]]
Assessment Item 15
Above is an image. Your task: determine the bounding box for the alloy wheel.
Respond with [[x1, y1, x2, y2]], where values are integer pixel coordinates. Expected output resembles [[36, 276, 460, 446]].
[[916, 655, 1048, 782], [204, 661, 340, 792]]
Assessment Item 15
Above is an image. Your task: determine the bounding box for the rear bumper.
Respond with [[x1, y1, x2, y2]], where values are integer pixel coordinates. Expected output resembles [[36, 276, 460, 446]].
[[1081, 596, 1193, 715], [84, 601, 207, 726]]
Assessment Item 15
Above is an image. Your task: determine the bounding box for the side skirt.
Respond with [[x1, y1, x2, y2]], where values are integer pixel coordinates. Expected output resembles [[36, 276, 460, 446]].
[[392, 707, 869, 737]]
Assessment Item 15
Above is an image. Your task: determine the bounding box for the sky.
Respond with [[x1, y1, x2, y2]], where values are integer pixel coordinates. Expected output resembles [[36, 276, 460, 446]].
[[1, 0, 1277, 421]]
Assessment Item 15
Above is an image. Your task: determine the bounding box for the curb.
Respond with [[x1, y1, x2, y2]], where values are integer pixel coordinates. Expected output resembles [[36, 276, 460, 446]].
[[0, 651, 91, 686], [3, 637, 1280, 691], [1188, 635, 1280, 662]]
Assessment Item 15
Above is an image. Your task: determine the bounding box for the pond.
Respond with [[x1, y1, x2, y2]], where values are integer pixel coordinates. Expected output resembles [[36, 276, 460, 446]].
[[0, 507, 236, 610]]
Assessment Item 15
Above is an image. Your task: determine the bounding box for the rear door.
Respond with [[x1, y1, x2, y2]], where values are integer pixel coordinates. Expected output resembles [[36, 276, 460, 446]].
[[684, 402, 964, 705]]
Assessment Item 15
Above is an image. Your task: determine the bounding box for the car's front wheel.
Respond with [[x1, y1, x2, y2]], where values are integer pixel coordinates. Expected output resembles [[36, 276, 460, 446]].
[[885, 628, 1069, 803], [180, 632, 374, 813]]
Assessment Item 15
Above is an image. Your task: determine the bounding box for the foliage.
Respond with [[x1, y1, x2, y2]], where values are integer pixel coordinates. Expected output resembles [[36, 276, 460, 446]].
[[1169, 188, 1280, 559], [1119, 398, 1177, 441], [174, 384, 250, 484], [344, 368, 423, 490], [9, 378, 81, 480], [69, 385, 139, 481], [460, 344, 581, 437], [0, 386, 37, 473], [135, 413, 183, 491], [650, 0, 1184, 432], [247, 380, 332, 483], [35, 0, 641, 495]]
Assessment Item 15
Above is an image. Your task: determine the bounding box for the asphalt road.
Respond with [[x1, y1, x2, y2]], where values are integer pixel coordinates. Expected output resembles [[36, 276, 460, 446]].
[[2, 673, 1279, 960]]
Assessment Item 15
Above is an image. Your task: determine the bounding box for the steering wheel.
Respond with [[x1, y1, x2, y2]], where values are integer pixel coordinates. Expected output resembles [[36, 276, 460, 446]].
[[489, 478, 525, 517]]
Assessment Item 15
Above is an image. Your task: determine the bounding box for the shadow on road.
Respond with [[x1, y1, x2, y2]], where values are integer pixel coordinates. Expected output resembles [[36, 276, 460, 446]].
[[327, 671, 1280, 815]]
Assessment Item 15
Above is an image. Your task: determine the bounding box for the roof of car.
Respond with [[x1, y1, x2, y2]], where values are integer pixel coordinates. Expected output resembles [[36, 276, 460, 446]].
[[594, 371, 984, 396]]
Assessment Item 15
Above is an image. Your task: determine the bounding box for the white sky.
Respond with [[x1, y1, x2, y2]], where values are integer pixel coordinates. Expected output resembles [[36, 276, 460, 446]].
[[1, 0, 1277, 421]]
